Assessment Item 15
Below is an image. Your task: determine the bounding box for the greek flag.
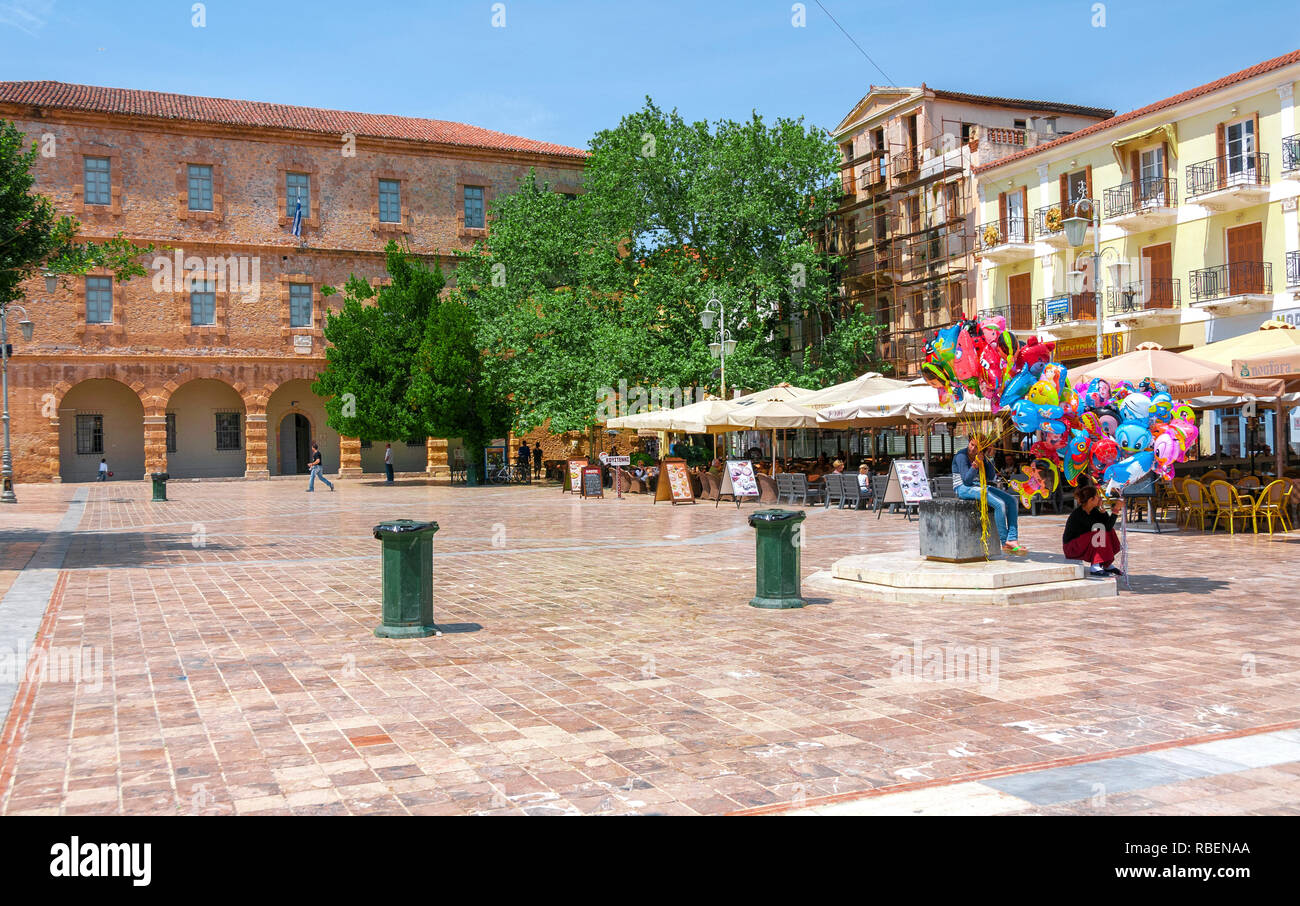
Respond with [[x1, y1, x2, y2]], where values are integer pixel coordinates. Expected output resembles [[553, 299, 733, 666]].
[[291, 191, 303, 238]]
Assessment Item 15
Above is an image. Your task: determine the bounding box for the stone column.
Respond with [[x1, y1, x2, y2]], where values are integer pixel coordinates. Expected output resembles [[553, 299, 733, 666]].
[[143, 413, 169, 477], [338, 435, 363, 479], [45, 416, 62, 483], [244, 412, 270, 479], [426, 437, 449, 482]]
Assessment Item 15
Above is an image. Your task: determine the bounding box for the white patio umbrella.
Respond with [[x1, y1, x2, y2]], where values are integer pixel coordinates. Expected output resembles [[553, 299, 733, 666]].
[[721, 398, 823, 476]]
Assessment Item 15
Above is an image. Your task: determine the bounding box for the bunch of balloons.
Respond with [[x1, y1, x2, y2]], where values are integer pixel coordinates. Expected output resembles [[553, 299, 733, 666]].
[[922, 319, 1200, 494]]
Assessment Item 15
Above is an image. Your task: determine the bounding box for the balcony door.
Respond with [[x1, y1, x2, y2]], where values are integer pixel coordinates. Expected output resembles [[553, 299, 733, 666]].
[[1224, 118, 1256, 185], [1140, 147, 1166, 205], [1226, 223, 1263, 294], [1143, 242, 1173, 308], [1008, 272, 1032, 331]]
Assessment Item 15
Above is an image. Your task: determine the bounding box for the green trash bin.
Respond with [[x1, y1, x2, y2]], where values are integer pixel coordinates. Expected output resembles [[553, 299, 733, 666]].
[[372, 519, 440, 638], [747, 508, 806, 609], [150, 472, 169, 502]]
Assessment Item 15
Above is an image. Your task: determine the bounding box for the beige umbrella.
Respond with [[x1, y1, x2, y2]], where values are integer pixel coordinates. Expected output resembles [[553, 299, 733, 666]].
[[1232, 344, 1300, 380], [721, 398, 822, 476], [796, 372, 909, 411], [1069, 343, 1285, 399]]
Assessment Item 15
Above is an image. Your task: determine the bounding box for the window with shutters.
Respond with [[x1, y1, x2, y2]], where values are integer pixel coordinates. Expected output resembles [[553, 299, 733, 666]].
[[1065, 169, 1089, 205], [84, 157, 111, 206], [1225, 118, 1256, 181]]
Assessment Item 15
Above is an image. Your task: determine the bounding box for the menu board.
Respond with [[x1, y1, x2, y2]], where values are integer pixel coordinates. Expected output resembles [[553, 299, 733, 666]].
[[654, 458, 695, 505], [717, 459, 759, 507], [565, 459, 587, 494], [881, 459, 932, 506], [581, 466, 604, 498]]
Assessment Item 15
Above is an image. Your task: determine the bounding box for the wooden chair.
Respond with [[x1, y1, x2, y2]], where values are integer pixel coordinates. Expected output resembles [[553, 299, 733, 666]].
[[1181, 479, 1212, 532], [822, 473, 845, 508], [1209, 480, 1256, 534], [1256, 480, 1293, 534], [698, 471, 720, 502]]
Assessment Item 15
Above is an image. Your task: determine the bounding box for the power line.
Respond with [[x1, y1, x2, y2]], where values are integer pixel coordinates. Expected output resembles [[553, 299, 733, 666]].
[[813, 0, 895, 87]]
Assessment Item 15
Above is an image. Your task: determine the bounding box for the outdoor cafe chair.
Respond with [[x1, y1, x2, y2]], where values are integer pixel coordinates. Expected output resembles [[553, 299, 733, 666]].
[[1256, 480, 1293, 535], [840, 476, 866, 510], [1201, 469, 1228, 483], [1209, 480, 1256, 534], [776, 473, 796, 504], [929, 474, 956, 499], [1235, 475, 1261, 490], [1181, 479, 1212, 532], [756, 472, 780, 504], [822, 473, 845, 508], [790, 473, 823, 506], [871, 475, 891, 517]]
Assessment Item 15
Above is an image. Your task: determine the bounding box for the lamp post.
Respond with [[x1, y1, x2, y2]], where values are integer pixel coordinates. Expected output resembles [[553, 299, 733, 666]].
[[1, 301, 36, 504], [1062, 198, 1125, 362], [699, 297, 737, 398]]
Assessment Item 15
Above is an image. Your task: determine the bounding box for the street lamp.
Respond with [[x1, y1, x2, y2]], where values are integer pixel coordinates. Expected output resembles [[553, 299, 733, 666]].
[[1, 301, 35, 504], [43, 272, 57, 293], [1063, 197, 1105, 361], [700, 297, 737, 398]]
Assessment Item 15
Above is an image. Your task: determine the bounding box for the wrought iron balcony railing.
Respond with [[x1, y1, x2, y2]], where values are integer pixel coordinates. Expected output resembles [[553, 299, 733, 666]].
[[1186, 152, 1270, 197], [1283, 134, 1300, 173], [975, 216, 1029, 251], [1286, 251, 1299, 288], [1034, 199, 1094, 238], [1189, 261, 1272, 301], [1103, 177, 1178, 218], [1105, 278, 1181, 314], [891, 147, 920, 177], [1036, 293, 1096, 325]]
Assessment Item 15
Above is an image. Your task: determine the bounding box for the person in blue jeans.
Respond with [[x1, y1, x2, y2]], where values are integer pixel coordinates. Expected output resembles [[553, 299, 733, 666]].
[[952, 436, 1025, 555], [306, 441, 334, 492]]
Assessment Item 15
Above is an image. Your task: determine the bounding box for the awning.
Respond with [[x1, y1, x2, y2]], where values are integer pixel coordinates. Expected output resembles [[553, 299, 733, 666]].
[[1110, 123, 1177, 168]]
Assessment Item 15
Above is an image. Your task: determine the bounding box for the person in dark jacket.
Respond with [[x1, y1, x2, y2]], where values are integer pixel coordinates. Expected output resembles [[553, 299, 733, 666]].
[[1062, 485, 1123, 577], [953, 436, 1025, 555]]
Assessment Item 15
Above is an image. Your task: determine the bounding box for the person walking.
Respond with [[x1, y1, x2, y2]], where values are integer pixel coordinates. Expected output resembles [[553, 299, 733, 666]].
[[532, 443, 543, 478], [384, 443, 394, 484], [97, 458, 109, 482], [1062, 485, 1124, 577], [953, 435, 1025, 555], [306, 441, 334, 492]]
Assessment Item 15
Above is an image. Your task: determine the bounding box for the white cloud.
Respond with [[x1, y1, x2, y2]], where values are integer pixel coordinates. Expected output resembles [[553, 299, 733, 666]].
[[0, 0, 54, 37]]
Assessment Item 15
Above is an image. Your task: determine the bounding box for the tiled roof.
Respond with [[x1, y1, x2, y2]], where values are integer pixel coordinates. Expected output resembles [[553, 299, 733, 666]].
[[973, 48, 1300, 174], [929, 88, 1113, 120], [0, 80, 588, 159]]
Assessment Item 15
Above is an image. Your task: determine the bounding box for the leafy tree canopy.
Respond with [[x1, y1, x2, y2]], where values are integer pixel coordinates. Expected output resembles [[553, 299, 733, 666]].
[[454, 98, 885, 434]]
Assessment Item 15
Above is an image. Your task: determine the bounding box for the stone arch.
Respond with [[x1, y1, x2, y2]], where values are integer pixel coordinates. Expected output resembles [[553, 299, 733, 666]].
[[57, 378, 147, 482], [266, 378, 337, 475], [164, 377, 248, 479]]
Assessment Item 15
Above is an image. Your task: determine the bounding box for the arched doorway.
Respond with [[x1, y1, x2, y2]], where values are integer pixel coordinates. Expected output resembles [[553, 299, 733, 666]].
[[279, 413, 311, 474], [57, 379, 145, 482], [266, 379, 338, 475]]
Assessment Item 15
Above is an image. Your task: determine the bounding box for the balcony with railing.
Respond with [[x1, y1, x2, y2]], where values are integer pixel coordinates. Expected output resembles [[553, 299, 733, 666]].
[[1286, 251, 1299, 288], [1185, 152, 1270, 210], [1035, 293, 1097, 338], [1189, 261, 1273, 313], [975, 216, 1033, 263], [1283, 134, 1299, 173], [1106, 278, 1182, 323], [890, 147, 920, 180], [1103, 177, 1178, 230], [1035, 199, 1095, 247]]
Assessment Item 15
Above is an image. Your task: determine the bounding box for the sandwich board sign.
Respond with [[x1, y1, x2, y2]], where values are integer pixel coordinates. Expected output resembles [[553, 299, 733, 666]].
[[564, 459, 587, 494], [880, 459, 931, 518], [654, 458, 695, 505], [717, 459, 759, 508], [581, 466, 604, 498]]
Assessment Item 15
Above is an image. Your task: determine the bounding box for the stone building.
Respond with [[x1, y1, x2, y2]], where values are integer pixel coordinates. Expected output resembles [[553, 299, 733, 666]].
[[0, 81, 585, 482]]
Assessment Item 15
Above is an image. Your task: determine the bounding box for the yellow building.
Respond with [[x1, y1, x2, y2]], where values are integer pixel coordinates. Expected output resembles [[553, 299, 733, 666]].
[[974, 49, 1300, 457]]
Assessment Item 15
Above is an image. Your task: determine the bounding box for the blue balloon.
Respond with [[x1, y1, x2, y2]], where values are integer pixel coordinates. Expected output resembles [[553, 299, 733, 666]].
[[1103, 451, 1154, 489], [1000, 369, 1037, 410], [1114, 421, 1153, 455]]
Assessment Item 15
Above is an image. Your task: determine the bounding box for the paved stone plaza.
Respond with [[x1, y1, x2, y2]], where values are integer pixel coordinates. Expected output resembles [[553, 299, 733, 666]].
[[1, 479, 1298, 816]]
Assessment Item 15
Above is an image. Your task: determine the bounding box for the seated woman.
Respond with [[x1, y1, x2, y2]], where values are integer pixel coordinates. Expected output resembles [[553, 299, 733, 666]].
[[953, 436, 1026, 556], [1062, 485, 1124, 578], [831, 459, 845, 474], [856, 464, 872, 497]]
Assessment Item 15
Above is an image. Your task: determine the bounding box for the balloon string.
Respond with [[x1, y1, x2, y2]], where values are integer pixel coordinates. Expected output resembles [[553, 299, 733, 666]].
[[979, 464, 990, 560]]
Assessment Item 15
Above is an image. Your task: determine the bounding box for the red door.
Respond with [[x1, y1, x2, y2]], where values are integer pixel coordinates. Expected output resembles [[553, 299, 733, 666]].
[[1143, 242, 1173, 308], [1008, 273, 1032, 331], [1226, 223, 1264, 294]]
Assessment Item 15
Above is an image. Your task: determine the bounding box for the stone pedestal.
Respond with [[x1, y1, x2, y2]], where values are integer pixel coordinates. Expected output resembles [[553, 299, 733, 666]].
[[425, 437, 450, 482], [143, 413, 169, 478], [919, 499, 998, 563], [338, 435, 363, 479], [243, 412, 270, 479]]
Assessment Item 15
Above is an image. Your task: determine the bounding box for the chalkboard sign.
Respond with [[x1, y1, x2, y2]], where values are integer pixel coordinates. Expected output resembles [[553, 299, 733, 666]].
[[565, 459, 587, 494], [654, 458, 695, 505], [581, 466, 604, 498]]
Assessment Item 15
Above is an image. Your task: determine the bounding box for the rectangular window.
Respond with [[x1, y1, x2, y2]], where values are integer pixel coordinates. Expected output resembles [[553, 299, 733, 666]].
[[1140, 147, 1167, 205], [76, 414, 104, 455], [289, 283, 313, 328], [215, 412, 242, 451], [406, 438, 426, 448], [187, 164, 214, 211], [1066, 169, 1089, 204], [464, 185, 485, 229], [86, 276, 113, 324], [360, 440, 372, 449], [165, 413, 177, 453], [190, 278, 216, 326], [378, 179, 401, 223], [84, 156, 111, 206], [286, 172, 310, 217], [1226, 119, 1256, 178]]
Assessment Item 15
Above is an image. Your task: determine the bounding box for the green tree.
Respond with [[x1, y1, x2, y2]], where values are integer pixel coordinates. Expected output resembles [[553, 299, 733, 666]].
[[314, 243, 508, 482], [455, 99, 884, 435], [1, 119, 151, 308]]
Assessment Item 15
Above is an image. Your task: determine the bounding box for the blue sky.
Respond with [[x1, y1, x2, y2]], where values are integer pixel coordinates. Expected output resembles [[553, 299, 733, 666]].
[[2, 0, 1297, 148]]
